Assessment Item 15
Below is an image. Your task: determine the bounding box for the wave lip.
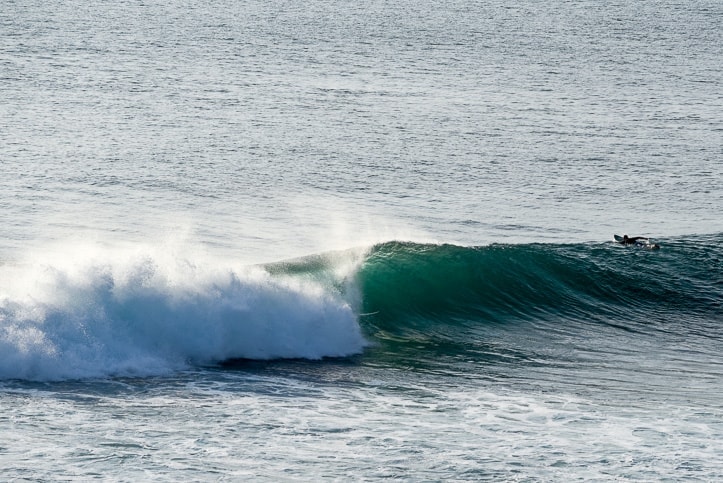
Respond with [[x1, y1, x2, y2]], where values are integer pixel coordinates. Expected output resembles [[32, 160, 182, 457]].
[[0, 249, 366, 381]]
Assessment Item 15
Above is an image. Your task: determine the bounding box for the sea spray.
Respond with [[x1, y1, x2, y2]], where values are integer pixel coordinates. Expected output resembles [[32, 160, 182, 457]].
[[0, 243, 367, 380]]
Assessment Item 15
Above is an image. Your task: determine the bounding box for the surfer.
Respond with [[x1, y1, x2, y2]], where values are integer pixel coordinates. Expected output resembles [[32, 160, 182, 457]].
[[616, 234, 661, 249], [620, 235, 647, 245]]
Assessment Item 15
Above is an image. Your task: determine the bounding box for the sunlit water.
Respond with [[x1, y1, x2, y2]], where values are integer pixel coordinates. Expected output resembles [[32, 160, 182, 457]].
[[1, 0, 722, 479]]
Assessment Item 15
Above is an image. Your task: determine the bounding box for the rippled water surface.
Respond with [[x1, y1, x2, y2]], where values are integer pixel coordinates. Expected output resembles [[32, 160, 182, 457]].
[[1, 0, 722, 479]]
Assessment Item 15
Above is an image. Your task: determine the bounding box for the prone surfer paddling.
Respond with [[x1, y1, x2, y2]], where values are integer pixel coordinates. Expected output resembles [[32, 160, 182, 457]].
[[621, 235, 647, 245], [615, 234, 661, 249]]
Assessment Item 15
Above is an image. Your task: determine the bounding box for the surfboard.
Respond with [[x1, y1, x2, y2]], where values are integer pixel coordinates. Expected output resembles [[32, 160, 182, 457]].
[[614, 235, 660, 249]]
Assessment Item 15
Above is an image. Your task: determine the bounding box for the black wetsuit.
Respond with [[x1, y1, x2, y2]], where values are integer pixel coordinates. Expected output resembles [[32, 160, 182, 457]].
[[622, 236, 646, 245]]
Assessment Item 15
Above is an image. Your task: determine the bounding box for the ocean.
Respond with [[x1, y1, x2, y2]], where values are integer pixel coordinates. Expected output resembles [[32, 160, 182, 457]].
[[1, 0, 722, 480]]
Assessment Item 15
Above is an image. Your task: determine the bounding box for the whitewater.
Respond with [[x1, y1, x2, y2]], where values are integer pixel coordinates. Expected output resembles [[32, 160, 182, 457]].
[[2, 0, 722, 480]]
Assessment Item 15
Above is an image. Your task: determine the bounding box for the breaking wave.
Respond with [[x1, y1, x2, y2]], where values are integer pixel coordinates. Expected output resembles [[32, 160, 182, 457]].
[[1, 234, 720, 380]]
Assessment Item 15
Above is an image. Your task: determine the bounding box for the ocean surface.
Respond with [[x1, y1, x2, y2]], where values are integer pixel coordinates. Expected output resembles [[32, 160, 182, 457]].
[[1, 0, 722, 480]]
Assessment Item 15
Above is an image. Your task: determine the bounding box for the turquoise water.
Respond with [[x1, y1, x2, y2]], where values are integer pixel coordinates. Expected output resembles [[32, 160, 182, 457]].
[[1, 0, 722, 479]]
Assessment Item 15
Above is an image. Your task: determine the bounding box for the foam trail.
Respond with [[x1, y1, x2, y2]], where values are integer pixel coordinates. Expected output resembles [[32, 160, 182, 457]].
[[0, 243, 366, 381]]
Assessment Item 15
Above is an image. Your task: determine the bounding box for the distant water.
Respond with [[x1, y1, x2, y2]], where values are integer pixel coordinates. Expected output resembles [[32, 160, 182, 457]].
[[1, 0, 722, 480]]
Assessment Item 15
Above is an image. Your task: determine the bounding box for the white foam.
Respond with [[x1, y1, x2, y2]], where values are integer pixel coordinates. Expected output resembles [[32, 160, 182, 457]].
[[0, 241, 367, 380]]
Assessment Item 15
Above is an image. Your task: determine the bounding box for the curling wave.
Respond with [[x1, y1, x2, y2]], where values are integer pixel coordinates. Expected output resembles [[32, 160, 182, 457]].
[[354, 237, 722, 344], [1, 234, 720, 380]]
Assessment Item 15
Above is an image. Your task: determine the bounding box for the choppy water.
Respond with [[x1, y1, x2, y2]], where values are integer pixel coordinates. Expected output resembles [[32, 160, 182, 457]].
[[1, 0, 722, 480]]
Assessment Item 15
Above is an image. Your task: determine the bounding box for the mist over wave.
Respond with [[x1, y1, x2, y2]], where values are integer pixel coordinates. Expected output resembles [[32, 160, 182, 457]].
[[0, 242, 366, 381]]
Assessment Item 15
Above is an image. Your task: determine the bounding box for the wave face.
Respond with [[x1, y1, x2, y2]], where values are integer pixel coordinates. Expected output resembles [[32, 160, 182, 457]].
[[1, 235, 720, 380], [0, 246, 366, 380], [355, 236, 723, 357]]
